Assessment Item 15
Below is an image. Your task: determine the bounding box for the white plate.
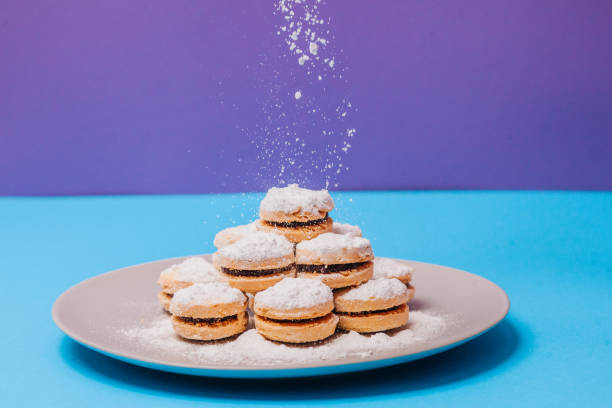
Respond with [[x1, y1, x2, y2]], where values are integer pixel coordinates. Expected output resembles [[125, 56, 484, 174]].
[[52, 256, 509, 378]]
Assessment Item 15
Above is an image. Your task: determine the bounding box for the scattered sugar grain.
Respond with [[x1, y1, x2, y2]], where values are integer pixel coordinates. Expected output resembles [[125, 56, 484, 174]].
[[120, 310, 450, 366]]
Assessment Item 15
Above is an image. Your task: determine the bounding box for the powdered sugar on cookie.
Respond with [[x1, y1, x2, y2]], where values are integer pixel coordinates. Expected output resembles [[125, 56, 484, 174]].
[[332, 222, 362, 237], [217, 231, 294, 261], [373, 257, 414, 280], [214, 222, 257, 248], [170, 282, 245, 313], [337, 278, 408, 302], [297, 232, 372, 257], [260, 184, 334, 217], [160, 257, 220, 284], [255, 277, 332, 310]]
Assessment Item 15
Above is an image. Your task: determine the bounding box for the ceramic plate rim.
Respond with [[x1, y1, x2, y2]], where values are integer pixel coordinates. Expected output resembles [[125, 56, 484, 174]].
[[52, 255, 510, 375]]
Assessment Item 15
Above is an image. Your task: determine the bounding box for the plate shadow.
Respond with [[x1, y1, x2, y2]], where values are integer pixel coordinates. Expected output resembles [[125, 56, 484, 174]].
[[59, 317, 528, 401]]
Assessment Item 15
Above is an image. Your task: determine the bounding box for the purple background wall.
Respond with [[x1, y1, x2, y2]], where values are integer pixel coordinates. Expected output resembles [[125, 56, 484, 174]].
[[1, 0, 611, 195]]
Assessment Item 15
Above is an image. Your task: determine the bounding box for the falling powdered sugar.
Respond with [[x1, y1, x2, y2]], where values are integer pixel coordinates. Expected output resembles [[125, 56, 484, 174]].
[[240, 0, 357, 190], [337, 278, 408, 302], [255, 277, 332, 310], [217, 231, 294, 261], [119, 310, 451, 366]]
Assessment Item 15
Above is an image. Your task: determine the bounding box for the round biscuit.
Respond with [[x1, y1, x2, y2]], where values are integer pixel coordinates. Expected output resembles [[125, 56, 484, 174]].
[[170, 296, 247, 319], [295, 233, 373, 265], [222, 268, 296, 293], [254, 298, 333, 320], [334, 286, 410, 313], [337, 304, 409, 333], [254, 313, 338, 343], [258, 184, 334, 223], [260, 209, 329, 223], [297, 261, 373, 289], [213, 223, 256, 249], [157, 276, 191, 295], [171, 312, 248, 341], [213, 251, 294, 271], [255, 217, 333, 243]]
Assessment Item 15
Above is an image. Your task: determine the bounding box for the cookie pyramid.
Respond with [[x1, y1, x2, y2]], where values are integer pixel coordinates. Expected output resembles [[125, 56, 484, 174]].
[[158, 184, 415, 343]]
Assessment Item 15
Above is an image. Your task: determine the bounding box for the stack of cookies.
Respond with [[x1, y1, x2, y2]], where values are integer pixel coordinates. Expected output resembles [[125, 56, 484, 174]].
[[156, 184, 415, 343]]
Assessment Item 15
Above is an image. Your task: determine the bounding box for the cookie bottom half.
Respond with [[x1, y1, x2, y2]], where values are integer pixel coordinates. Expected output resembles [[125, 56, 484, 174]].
[[171, 312, 248, 341], [222, 268, 296, 293], [337, 304, 409, 333], [297, 261, 373, 289], [256, 216, 333, 243], [254, 312, 338, 343]]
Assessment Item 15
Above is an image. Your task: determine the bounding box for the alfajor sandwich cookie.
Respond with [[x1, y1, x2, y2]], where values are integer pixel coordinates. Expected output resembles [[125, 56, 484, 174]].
[[254, 278, 338, 343], [256, 184, 334, 243], [295, 232, 374, 289], [334, 278, 410, 333], [157, 257, 221, 311], [170, 282, 248, 341], [213, 231, 295, 293]]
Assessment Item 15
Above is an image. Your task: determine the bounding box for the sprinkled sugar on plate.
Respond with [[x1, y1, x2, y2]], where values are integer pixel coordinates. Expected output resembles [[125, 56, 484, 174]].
[[52, 256, 509, 378]]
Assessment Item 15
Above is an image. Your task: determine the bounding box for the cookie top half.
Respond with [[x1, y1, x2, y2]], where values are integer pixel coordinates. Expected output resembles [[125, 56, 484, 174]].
[[254, 277, 334, 319], [259, 184, 334, 222], [373, 257, 413, 283], [213, 222, 257, 249], [169, 282, 247, 318], [213, 231, 294, 270], [158, 257, 221, 293], [334, 278, 409, 313], [332, 222, 362, 237], [296, 232, 374, 265]]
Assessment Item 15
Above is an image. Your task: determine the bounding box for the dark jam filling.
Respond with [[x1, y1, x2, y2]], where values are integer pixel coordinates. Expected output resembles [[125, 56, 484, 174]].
[[264, 214, 328, 228], [177, 315, 238, 324], [335, 304, 405, 317], [296, 261, 369, 274], [259, 314, 331, 324], [221, 264, 294, 277]]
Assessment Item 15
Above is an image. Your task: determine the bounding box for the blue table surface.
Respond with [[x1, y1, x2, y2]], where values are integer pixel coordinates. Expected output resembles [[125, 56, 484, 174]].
[[1, 191, 611, 407]]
